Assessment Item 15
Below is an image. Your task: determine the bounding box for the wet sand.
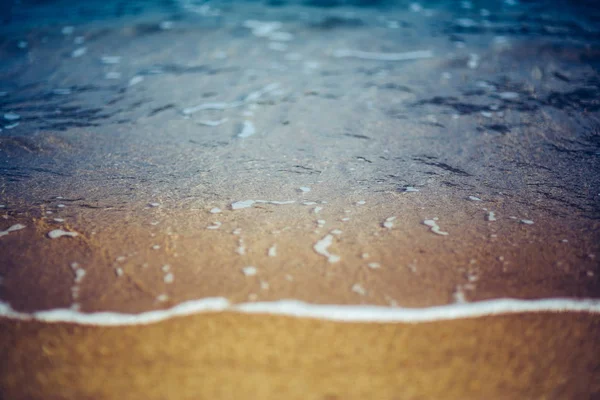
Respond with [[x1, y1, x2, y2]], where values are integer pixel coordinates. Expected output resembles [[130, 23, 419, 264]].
[[0, 193, 598, 313]]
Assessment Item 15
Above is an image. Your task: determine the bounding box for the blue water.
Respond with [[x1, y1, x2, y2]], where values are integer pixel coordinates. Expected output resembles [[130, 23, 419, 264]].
[[0, 0, 599, 217]]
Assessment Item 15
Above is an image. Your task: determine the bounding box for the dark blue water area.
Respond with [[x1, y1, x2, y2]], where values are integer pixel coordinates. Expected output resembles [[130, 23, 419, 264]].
[[1, 0, 599, 27]]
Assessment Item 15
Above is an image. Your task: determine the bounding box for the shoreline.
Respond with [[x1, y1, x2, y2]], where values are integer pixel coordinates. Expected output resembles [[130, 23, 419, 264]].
[[1, 297, 600, 326]]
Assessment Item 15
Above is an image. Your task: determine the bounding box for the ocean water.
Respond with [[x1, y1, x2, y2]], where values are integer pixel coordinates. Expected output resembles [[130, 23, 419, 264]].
[[1, 0, 598, 206]]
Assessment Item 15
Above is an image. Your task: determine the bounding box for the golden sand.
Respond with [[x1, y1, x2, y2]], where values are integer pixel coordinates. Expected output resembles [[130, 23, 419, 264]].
[[1, 312, 598, 400]]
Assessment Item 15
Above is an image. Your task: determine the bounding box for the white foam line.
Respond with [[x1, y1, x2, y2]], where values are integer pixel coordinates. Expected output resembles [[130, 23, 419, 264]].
[[183, 83, 280, 116], [0, 298, 229, 326], [1, 298, 599, 326], [182, 101, 243, 115], [231, 199, 295, 210], [332, 49, 433, 61], [244, 83, 280, 102], [236, 298, 600, 322], [197, 118, 228, 127]]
